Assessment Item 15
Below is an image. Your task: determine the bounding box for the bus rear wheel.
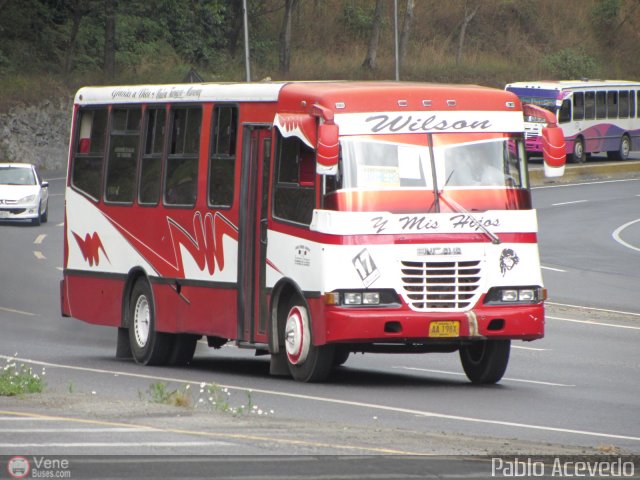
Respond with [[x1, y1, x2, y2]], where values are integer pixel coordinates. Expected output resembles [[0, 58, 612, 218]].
[[607, 134, 631, 160], [571, 137, 586, 163], [459, 339, 510, 384], [280, 295, 334, 382], [128, 279, 172, 366]]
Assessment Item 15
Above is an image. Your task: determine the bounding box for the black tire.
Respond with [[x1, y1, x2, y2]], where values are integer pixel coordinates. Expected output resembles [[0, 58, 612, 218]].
[[333, 347, 350, 367], [168, 334, 198, 366], [570, 137, 586, 163], [128, 279, 173, 366], [607, 134, 631, 161], [279, 295, 335, 382], [459, 340, 511, 384], [40, 201, 48, 223]]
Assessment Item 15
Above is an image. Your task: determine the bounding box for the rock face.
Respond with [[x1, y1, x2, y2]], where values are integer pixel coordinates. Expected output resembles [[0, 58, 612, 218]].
[[0, 99, 72, 171]]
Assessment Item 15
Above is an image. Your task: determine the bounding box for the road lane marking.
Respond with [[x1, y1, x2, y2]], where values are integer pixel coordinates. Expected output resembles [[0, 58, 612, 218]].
[[0, 428, 147, 433], [551, 200, 588, 206], [33, 251, 46, 260], [0, 306, 36, 316], [0, 441, 232, 448], [0, 409, 420, 455], [5, 356, 637, 445], [548, 315, 640, 331], [512, 345, 547, 351], [541, 265, 567, 272], [546, 301, 640, 318], [33, 234, 46, 244], [393, 367, 572, 387], [612, 218, 640, 253]]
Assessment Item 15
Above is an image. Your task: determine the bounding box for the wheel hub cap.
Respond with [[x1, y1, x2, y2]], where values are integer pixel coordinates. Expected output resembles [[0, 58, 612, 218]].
[[133, 296, 150, 348], [285, 306, 310, 365]]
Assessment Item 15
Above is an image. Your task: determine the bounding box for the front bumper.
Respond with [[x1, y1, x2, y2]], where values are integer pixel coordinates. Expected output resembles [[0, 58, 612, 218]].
[[0, 203, 40, 220], [323, 302, 544, 344]]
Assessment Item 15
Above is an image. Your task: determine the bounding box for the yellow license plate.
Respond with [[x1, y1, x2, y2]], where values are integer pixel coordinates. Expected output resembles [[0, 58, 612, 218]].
[[429, 321, 459, 337]]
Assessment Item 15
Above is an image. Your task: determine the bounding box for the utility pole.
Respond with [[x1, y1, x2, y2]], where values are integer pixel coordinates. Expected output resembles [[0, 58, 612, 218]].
[[243, 0, 251, 82], [394, 0, 399, 80]]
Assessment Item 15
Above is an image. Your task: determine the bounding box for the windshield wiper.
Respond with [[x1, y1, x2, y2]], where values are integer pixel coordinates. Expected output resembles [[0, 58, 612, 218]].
[[439, 193, 501, 245]]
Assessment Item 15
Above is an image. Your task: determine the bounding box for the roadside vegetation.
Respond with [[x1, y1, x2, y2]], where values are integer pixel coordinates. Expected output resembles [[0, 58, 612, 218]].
[[142, 381, 273, 417], [1, 0, 639, 110], [0, 356, 45, 396]]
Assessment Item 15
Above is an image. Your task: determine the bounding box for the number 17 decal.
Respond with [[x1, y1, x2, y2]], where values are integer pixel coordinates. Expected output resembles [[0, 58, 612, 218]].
[[352, 248, 380, 287]]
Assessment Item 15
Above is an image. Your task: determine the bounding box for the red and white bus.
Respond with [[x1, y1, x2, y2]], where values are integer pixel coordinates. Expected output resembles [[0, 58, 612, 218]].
[[506, 79, 640, 162], [60, 81, 565, 383]]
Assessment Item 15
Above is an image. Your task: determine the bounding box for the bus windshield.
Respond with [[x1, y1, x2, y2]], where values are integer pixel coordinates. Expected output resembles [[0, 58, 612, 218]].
[[339, 133, 526, 192]]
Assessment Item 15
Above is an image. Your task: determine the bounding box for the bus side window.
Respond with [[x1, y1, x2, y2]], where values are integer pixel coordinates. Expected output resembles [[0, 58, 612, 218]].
[[208, 105, 238, 208], [619, 91, 629, 118], [139, 108, 165, 205], [72, 108, 108, 201], [607, 91, 618, 119], [273, 133, 315, 226], [584, 91, 595, 120], [165, 107, 201, 206], [596, 91, 606, 119], [105, 107, 141, 203], [572, 92, 584, 121], [558, 99, 571, 124]]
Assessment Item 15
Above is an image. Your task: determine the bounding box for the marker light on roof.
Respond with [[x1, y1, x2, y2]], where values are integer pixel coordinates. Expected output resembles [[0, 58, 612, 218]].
[[447, 99, 456, 107], [506, 101, 516, 108], [422, 100, 432, 107], [398, 99, 408, 107], [335, 102, 346, 109]]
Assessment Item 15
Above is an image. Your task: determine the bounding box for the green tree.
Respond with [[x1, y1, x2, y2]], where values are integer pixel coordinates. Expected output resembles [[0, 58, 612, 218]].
[[542, 48, 599, 79]]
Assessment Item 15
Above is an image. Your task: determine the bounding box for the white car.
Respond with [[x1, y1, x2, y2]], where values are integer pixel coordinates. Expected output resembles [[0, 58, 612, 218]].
[[0, 162, 49, 225]]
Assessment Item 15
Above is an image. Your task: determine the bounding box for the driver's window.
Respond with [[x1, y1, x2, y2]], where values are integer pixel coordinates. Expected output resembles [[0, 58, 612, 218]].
[[558, 99, 571, 123]]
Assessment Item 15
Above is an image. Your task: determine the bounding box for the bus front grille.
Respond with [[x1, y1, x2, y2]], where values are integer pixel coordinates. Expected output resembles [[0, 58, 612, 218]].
[[400, 260, 482, 310]]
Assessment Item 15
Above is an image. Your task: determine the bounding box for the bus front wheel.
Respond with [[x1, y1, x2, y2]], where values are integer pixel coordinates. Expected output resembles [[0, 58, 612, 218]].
[[279, 296, 334, 382], [128, 280, 172, 366], [459, 339, 510, 384]]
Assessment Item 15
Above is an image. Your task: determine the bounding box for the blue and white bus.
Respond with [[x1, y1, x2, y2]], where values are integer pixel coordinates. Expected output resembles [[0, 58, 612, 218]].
[[506, 80, 640, 162]]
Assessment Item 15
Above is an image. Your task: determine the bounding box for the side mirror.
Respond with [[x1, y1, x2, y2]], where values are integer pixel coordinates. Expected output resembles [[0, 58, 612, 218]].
[[41, 181, 49, 188], [522, 103, 566, 178], [541, 127, 566, 178], [316, 122, 339, 175]]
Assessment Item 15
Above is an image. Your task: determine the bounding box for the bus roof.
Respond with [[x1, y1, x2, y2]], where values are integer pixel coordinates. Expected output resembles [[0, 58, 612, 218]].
[[75, 81, 520, 113], [505, 79, 640, 93], [74, 82, 287, 105]]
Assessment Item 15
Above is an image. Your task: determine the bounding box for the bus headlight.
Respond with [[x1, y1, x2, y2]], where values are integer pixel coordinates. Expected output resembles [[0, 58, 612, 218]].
[[484, 286, 546, 305], [324, 290, 399, 307], [344, 292, 363, 305]]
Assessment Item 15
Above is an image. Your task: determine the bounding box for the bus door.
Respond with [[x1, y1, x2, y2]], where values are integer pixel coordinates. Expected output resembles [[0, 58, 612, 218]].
[[237, 126, 271, 346]]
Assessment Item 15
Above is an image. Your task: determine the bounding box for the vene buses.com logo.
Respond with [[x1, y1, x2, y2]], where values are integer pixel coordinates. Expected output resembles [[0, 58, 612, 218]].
[[7, 456, 30, 479]]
